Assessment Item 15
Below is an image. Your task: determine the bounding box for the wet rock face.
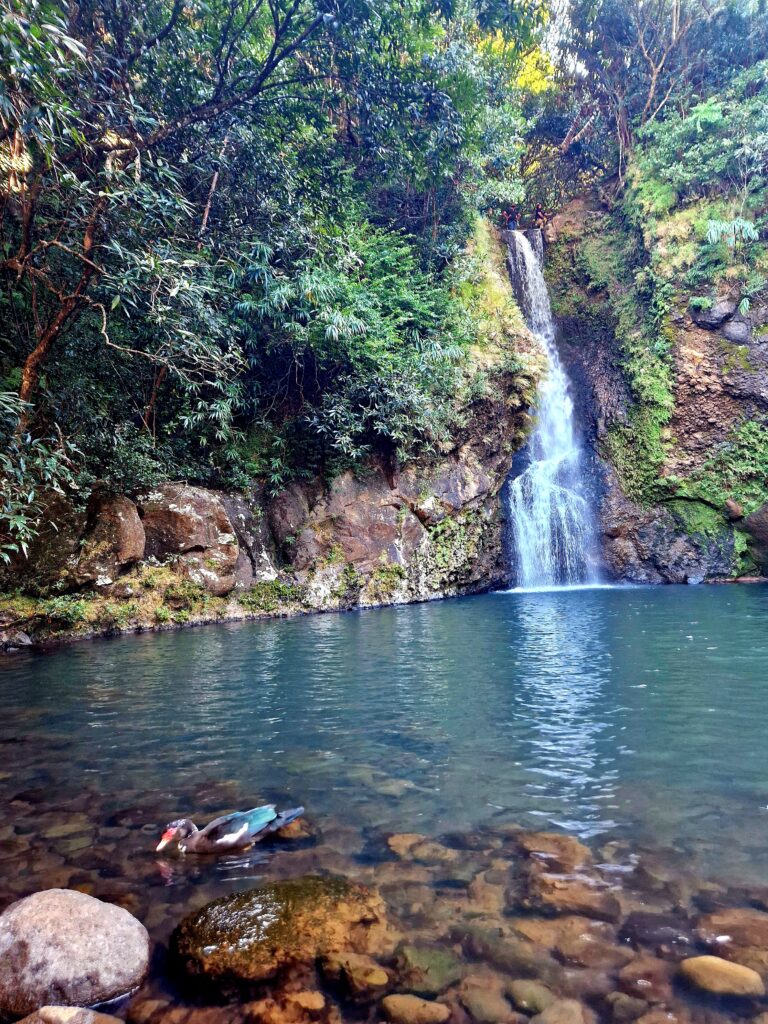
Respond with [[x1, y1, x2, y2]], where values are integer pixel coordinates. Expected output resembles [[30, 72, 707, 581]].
[[744, 503, 768, 571], [547, 199, 768, 584], [0, 888, 150, 1017], [69, 493, 146, 587], [599, 465, 735, 584], [137, 485, 239, 595], [171, 876, 391, 987], [690, 300, 737, 329]]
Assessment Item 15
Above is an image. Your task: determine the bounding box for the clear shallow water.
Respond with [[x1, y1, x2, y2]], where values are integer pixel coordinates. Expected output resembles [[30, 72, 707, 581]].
[[3, 583, 768, 893]]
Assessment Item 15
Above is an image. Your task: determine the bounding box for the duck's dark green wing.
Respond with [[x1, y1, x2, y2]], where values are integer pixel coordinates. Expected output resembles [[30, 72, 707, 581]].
[[201, 804, 278, 846]]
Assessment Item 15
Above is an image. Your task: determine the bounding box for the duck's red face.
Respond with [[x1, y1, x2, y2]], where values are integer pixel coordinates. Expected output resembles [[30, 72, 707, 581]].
[[156, 826, 180, 852]]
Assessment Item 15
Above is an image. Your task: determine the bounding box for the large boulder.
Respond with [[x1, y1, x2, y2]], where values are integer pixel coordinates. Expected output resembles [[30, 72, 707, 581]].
[[171, 876, 391, 987], [690, 299, 736, 329], [0, 889, 150, 1017], [68, 492, 145, 587], [137, 484, 238, 595]]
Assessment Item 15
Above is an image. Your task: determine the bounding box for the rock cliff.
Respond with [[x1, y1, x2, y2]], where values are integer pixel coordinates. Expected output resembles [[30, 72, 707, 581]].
[[0, 228, 540, 648], [547, 196, 768, 584]]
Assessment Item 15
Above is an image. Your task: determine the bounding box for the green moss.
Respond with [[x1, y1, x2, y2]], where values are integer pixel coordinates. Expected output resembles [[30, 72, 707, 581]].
[[332, 562, 362, 602], [549, 206, 675, 505], [238, 578, 305, 613], [719, 340, 757, 375], [368, 558, 407, 601], [676, 418, 768, 516], [666, 500, 727, 539], [39, 594, 92, 627], [164, 578, 207, 610]]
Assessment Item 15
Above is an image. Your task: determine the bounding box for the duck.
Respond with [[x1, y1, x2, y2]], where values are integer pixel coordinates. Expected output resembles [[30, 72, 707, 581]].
[[156, 803, 305, 854]]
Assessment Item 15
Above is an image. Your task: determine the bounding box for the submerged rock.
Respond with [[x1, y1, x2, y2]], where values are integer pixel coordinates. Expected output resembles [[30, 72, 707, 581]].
[[696, 907, 768, 973], [679, 955, 765, 996], [0, 888, 150, 1017], [618, 957, 674, 1005], [459, 977, 518, 1024], [320, 951, 390, 999], [172, 876, 390, 986], [507, 980, 557, 1015], [395, 943, 464, 996], [381, 995, 451, 1024], [18, 1009, 124, 1024], [522, 866, 620, 922], [530, 999, 596, 1024], [517, 833, 593, 873], [619, 913, 695, 955]]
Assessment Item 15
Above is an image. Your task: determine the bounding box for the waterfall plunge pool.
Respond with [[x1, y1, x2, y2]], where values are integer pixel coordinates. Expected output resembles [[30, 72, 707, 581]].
[[3, 582, 768, 917]]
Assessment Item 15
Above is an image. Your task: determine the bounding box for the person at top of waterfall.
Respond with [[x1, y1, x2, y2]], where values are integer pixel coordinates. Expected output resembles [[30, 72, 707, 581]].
[[534, 203, 548, 229], [499, 205, 518, 231]]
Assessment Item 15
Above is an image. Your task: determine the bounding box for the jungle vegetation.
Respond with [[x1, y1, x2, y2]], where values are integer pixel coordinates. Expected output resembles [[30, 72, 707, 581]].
[[1, 0, 767, 560]]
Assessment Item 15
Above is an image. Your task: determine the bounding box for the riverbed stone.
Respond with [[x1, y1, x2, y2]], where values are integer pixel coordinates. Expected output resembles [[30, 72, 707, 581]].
[[320, 951, 390, 998], [618, 957, 674, 1005], [619, 913, 694, 955], [388, 834, 427, 859], [0, 888, 150, 1017], [459, 926, 559, 983], [507, 981, 557, 1015], [517, 833, 593, 872], [696, 907, 768, 972], [679, 955, 765, 996], [172, 876, 390, 986], [395, 943, 464, 996], [381, 996, 451, 1024], [530, 999, 596, 1024], [459, 978, 517, 1023], [605, 992, 650, 1023], [18, 1009, 124, 1024], [522, 866, 620, 922]]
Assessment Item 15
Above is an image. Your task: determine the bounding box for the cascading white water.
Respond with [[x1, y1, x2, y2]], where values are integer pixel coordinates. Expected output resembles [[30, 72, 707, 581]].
[[505, 231, 600, 589]]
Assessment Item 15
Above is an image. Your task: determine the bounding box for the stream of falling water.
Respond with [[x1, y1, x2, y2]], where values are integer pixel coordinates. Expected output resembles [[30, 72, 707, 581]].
[[505, 230, 600, 589]]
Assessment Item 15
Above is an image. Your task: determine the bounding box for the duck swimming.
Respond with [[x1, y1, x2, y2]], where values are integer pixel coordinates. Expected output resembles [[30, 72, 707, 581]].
[[156, 803, 304, 854]]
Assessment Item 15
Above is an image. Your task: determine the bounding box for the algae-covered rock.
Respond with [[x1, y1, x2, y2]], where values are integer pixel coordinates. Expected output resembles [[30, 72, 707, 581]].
[[395, 943, 464, 996], [507, 980, 557, 1015], [172, 876, 389, 986]]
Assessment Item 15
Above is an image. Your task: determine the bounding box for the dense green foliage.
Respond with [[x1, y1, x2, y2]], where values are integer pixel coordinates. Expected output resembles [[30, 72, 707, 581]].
[[1, 0, 546, 551]]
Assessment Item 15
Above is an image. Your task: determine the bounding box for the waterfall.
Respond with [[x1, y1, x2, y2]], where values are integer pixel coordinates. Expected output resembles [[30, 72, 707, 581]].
[[504, 230, 600, 589]]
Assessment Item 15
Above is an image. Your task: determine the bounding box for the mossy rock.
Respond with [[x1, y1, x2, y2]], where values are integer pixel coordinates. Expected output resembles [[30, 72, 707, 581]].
[[395, 943, 464, 996], [171, 876, 390, 987]]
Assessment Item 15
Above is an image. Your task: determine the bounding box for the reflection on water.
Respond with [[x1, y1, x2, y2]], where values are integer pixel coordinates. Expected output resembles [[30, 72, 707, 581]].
[[3, 584, 768, 892]]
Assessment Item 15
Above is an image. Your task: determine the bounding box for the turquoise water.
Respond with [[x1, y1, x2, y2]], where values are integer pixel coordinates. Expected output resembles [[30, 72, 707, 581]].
[[3, 584, 768, 893]]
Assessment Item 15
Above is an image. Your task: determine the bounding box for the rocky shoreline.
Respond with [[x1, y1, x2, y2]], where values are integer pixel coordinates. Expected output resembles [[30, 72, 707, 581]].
[[4, 820, 768, 1024]]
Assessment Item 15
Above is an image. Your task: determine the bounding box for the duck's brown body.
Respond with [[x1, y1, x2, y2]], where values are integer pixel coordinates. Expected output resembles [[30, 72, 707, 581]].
[[157, 804, 304, 854]]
